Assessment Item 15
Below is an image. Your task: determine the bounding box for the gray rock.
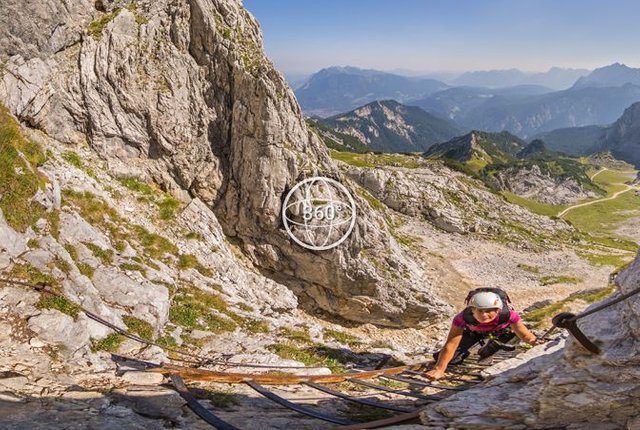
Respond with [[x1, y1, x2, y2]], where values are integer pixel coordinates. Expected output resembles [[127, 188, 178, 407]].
[[488, 164, 601, 205], [0, 391, 26, 402], [28, 310, 91, 353], [120, 371, 164, 386], [92, 268, 169, 327], [0, 0, 451, 327], [113, 387, 185, 421], [0, 212, 29, 268], [0, 376, 28, 391], [58, 211, 112, 250]]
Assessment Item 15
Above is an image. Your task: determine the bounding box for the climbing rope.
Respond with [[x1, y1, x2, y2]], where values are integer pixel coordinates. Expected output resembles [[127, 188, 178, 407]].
[[565, 283, 640, 321], [549, 283, 640, 353], [0, 276, 327, 369]]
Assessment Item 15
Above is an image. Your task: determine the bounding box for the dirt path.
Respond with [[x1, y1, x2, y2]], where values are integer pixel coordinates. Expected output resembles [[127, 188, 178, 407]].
[[558, 184, 638, 217], [590, 167, 608, 180]]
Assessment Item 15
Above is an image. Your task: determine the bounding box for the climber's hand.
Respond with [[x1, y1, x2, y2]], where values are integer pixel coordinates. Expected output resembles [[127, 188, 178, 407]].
[[422, 368, 446, 380]]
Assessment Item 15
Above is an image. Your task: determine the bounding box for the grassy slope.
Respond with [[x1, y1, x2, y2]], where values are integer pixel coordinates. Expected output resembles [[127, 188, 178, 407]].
[[333, 147, 638, 270]]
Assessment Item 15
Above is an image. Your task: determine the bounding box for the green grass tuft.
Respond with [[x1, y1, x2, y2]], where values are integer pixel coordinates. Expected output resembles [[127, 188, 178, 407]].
[[324, 329, 362, 346], [156, 334, 178, 350], [62, 189, 120, 225], [177, 254, 213, 277], [77, 263, 95, 278], [84, 242, 114, 265], [9, 263, 58, 287], [267, 344, 347, 374], [131, 225, 178, 260], [169, 285, 239, 333], [245, 319, 269, 334], [120, 262, 147, 276], [341, 402, 394, 422], [0, 105, 47, 232], [91, 333, 125, 352], [64, 244, 79, 262], [279, 327, 311, 343], [61, 151, 83, 169], [207, 391, 240, 409], [355, 186, 384, 211], [157, 196, 181, 220], [524, 285, 615, 325], [36, 295, 80, 319], [517, 263, 541, 274], [185, 231, 204, 241], [237, 303, 254, 312], [54, 257, 72, 274], [540, 275, 582, 286], [87, 10, 121, 40], [369, 341, 394, 350], [122, 315, 154, 341], [118, 177, 182, 220], [118, 177, 155, 195]]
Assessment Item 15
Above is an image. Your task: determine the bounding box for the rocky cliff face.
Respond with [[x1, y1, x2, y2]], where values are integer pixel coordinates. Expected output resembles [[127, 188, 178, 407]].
[[419, 251, 640, 429], [341, 160, 571, 236], [489, 164, 601, 205], [0, 0, 449, 326]]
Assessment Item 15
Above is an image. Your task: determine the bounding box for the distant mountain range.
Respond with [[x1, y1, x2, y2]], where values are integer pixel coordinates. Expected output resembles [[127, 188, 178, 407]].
[[296, 64, 640, 139], [450, 67, 589, 90], [572, 63, 640, 89], [414, 64, 640, 137], [317, 100, 465, 153], [295, 66, 448, 117], [531, 125, 608, 155], [531, 101, 640, 168], [594, 102, 640, 168]]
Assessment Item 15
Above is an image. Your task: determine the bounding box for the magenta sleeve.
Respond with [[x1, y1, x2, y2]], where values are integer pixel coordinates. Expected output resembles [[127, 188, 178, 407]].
[[509, 310, 521, 324], [452, 312, 466, 328]]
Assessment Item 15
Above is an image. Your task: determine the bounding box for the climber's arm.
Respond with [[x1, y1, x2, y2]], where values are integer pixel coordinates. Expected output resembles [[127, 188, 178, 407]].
[[511, 320, 539, 345]]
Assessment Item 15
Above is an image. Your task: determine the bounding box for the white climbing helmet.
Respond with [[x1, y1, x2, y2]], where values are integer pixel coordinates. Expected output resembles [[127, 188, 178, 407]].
[[469, 291, 502, 309]]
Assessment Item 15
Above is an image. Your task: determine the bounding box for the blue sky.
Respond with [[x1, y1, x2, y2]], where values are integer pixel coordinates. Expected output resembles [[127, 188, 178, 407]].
[[243, 0, 640, 75]]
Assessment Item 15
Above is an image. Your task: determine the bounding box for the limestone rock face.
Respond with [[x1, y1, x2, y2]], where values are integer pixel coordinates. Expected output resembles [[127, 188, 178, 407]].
[[419, 252, 640, 429], [487, 164, 601, 205], [343, 162, 571, 237], [0, 0, 449, 326]]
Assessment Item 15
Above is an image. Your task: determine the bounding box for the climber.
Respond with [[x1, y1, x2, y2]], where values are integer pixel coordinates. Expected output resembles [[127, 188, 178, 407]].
[[423, 288, 542, 380]]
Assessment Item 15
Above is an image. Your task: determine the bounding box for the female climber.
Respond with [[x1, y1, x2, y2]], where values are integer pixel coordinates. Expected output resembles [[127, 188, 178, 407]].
[[423, 288, 542, 380]]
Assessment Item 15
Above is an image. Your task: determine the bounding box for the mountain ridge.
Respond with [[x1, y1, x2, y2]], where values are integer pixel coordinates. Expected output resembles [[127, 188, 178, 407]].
[[295, 66, 448, 116], [318, 99, 466, 152]]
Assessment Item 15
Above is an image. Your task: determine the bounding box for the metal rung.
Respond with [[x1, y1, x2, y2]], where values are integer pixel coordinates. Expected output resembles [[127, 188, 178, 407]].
[[326, 410, 421, 430], [447, 369, 485, 380], [403, 371, 478, 388], [382, 375, 468, 391], [244, 380, 354, 425], [347, 378, 444, 401], [303, 382, 414, 412], [170, 374, 240, 430]]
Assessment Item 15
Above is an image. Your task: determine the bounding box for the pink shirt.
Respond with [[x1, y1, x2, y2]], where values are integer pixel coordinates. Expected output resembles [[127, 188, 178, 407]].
[[452, 310, 521, 332]]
